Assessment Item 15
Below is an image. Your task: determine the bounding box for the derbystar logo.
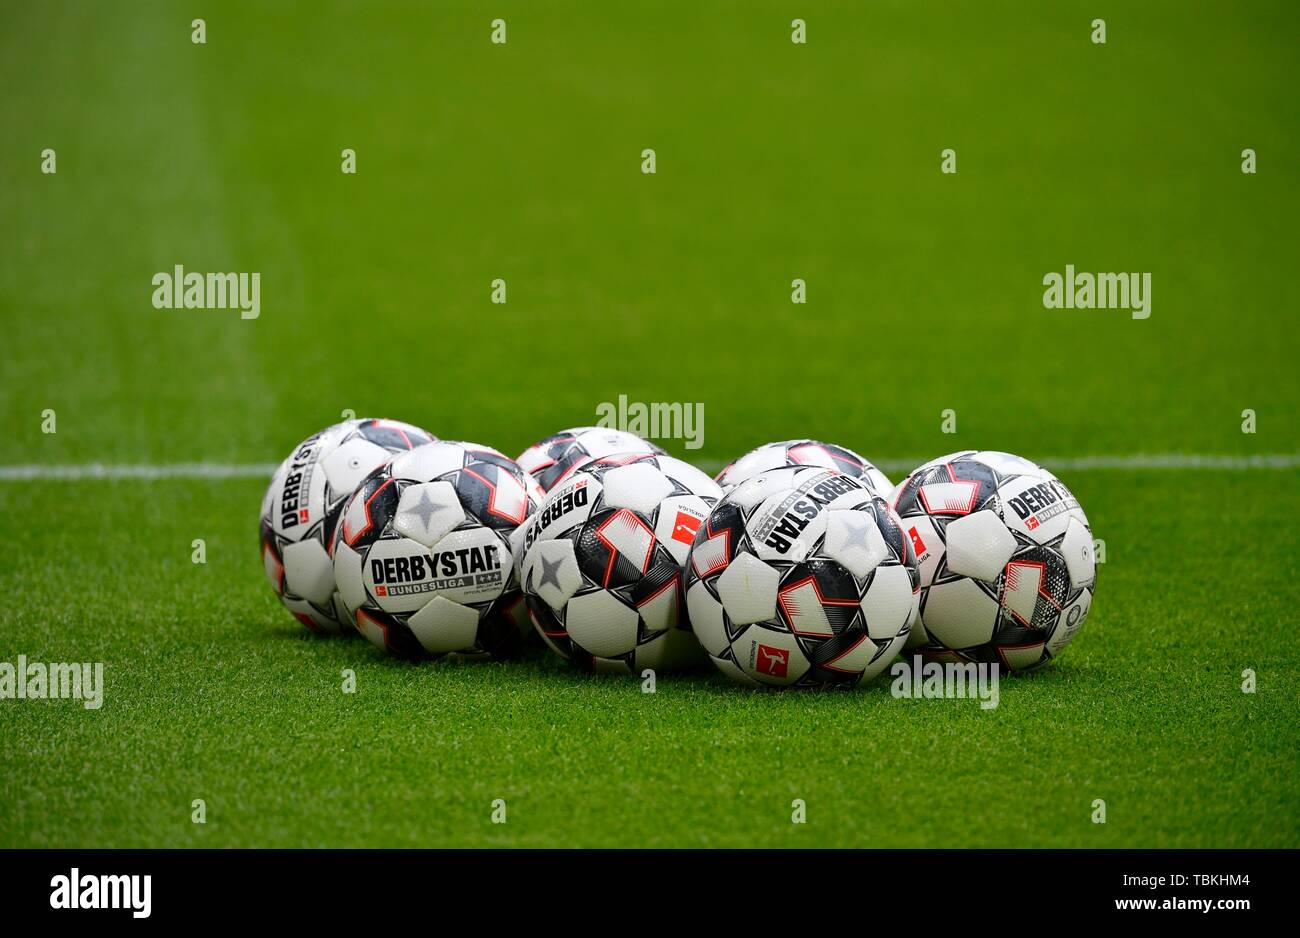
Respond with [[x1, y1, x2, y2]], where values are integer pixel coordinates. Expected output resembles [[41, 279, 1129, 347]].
[[1006, 479, 1077, 530], [755, 643, 789, 677], [671, 510, 701, 545], [754, 473, 863, 554], [279, 435, 321, 529], [523, 481, 589, 551], [371, 545, 502, 596]]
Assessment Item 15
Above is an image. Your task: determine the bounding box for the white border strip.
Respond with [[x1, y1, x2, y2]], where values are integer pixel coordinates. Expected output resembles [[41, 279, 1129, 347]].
[[0, 454, 1296, 481]]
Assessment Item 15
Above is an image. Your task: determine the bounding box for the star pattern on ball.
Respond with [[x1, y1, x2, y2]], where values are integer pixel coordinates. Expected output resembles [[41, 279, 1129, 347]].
[[407, 489, 439, 530], [834, 511, 876, 551], [536, 551, 566, 592]]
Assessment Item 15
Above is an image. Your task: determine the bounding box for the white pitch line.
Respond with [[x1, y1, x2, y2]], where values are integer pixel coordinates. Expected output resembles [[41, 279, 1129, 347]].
[[0, 454, 1297, 481], [865, 454, 1300, 474], [0, 463, 281, 480]]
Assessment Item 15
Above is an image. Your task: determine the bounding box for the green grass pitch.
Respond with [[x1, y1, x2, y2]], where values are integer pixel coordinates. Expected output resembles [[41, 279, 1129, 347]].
[[1, 1, 1298, 847]]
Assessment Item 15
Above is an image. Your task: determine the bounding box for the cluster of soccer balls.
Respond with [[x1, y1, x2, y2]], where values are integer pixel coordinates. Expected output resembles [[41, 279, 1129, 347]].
[[261, 423, 1096, 688]]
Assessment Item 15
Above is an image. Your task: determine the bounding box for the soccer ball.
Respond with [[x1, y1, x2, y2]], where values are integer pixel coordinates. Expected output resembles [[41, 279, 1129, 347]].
[[519, 453, 721, 673], [260, 419, 435, 634], [516, 426, 664, 493], [330, 440, 543, 659], [716, 439, 892, 495], [685, 466, 918, 688], [891, 451, 1096, 671]]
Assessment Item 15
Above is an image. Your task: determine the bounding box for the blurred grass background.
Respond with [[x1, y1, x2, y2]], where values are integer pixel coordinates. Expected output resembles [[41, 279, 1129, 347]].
[[2, 1, 1296, 464]]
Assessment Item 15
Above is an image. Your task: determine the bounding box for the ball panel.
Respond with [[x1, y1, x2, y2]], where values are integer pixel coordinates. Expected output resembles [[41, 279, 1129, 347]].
[[822, 508, 891, 579], [1047, 587, 1092, 657], [525, 537, 583, 611], [971, 450, 1043, 477], [943, 509, 1018, 582], [996, 641, 1048, 670], [564, 590, 641, 659], [321, 437, 390, 499], [860, 563, 917, 641], [686, 580, 730, 657], [815, 632, 878, 677], [389, 441, 467, 483], [392, 480, 466, 548], [456, 461, 530, 529], [864, 629, 910, 682], [1060, 516, 1097, 588], [600, 463, 674, 514], [716, 552, 779, 625], [653, 455, 724, 500], [635, 572, 680, 634], [407, 595, 481, 654], [921, 578, 999, 648], [332, 540, 368, 619], [281, 539, 335, 605]]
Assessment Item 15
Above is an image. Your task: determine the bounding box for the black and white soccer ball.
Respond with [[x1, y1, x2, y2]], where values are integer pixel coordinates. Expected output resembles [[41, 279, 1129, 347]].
[[891, 451, 1096, 672], [516, 426, 664, 494], [260, 418, 435, 634], [519, 453, 721, 673], [330, 440, 543, 659], [716, 439, 892, 495], [685, 466, 918, 688]]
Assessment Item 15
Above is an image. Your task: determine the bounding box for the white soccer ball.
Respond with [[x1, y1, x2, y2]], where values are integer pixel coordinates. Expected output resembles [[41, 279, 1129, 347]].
[[516, 426, 664, 494], [716, 439, 892, 495], [330, 441, 543, 659], [260, 419, 435, 634], [891, 451, 1096, 671], [519, 453, 721, 673], [685, 466, 919, 688]]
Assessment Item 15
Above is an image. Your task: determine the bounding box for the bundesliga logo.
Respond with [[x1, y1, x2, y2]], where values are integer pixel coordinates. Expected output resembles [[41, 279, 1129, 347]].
[[754, 643, 789, 678], [907, 525, 927, 557], [671, 510, 701, 545]]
